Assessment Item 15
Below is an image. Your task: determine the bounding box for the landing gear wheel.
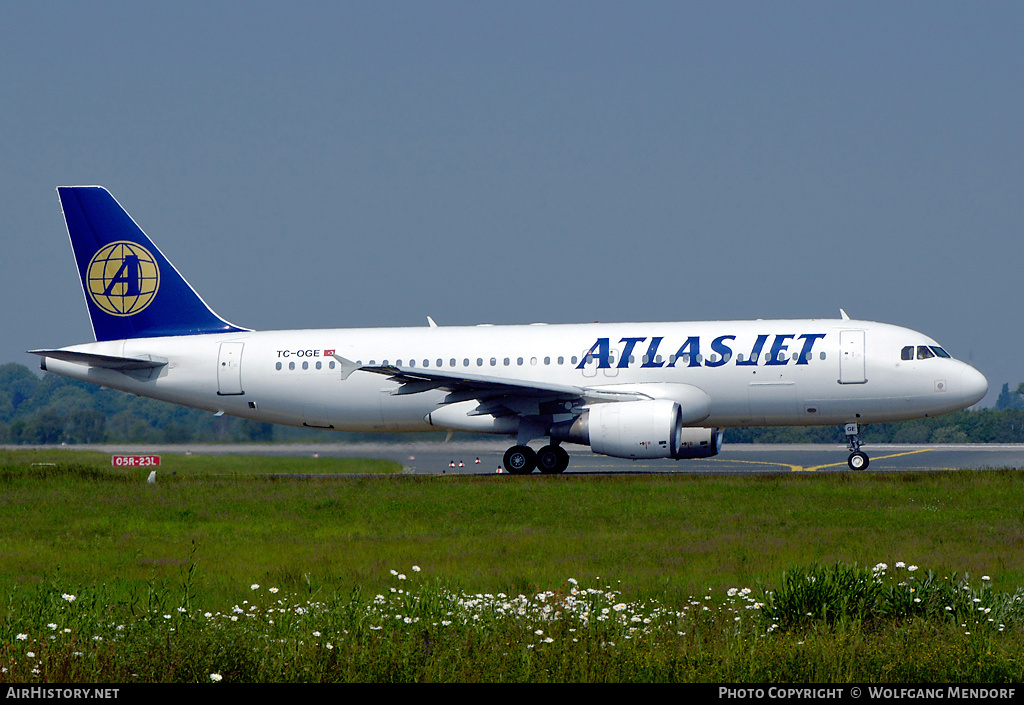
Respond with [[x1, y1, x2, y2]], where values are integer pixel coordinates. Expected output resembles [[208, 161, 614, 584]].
[[843, 423, 868, 471], [503, 445, 536, 475], [536, 445, 570, 474], [848, 451, 869, 471]]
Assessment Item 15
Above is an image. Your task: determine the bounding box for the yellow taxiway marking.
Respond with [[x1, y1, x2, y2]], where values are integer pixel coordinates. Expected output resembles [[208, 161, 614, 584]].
[[710, 448, 935, 473]]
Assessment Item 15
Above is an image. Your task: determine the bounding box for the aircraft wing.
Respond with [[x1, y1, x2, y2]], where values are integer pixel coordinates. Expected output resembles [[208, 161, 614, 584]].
[[337, 355, 646, 404]]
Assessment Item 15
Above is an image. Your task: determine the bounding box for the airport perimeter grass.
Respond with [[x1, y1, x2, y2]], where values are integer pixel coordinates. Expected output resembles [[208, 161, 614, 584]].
[[2, 449, 1024, 682]]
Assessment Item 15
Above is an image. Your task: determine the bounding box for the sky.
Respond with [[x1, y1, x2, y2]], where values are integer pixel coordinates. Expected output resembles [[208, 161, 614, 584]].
[[1, 1, 1021, 406]]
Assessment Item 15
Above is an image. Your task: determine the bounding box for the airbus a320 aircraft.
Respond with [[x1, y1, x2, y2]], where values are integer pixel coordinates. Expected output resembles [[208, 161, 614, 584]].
[[31, 187, 988, 473]]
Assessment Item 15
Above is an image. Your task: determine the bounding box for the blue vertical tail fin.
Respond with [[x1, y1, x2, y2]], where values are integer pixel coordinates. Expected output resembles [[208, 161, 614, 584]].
[[58, 186, 248, 341]]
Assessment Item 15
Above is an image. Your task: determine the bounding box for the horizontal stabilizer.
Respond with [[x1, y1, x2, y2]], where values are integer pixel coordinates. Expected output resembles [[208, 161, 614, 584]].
[[29, 349, 168, 371]]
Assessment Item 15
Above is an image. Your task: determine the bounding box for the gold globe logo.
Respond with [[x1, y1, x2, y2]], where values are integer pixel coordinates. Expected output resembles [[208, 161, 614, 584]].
[[86, 241, 160, 316]]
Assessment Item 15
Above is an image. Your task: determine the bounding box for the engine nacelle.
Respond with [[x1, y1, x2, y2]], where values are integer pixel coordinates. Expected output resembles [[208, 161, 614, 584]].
[[673, 426, 724, 459], [550, 399, 722, 460]]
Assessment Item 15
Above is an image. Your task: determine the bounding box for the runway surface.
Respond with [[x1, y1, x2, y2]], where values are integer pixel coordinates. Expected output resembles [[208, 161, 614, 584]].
[[305, 442, 1024, 475], [20, 441, 1024, 476]]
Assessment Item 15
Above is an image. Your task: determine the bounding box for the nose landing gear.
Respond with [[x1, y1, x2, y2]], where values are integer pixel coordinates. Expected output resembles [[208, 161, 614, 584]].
[[845, 423, 869, 470]]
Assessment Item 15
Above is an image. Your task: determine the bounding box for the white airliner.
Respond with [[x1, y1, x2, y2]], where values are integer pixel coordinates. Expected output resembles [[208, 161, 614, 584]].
[[31, 187, 988, 473]]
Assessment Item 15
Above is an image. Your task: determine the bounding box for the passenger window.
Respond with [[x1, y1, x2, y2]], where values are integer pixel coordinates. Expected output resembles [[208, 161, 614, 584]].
[[330, 361, 336, 369], [302, 361, 308, 370], [917, 346, 935, 360], [275, 362, 282, 371], [901, 346, 914, 361], [316, 361, 322, 370], [289, 362, 295, 370]]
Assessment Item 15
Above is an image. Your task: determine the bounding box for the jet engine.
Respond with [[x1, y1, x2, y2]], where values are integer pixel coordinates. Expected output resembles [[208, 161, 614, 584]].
[[550, 399, 722, 460]]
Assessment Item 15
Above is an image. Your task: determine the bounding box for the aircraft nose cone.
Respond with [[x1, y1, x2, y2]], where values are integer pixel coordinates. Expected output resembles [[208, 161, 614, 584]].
[[959, 365, 988, 406]]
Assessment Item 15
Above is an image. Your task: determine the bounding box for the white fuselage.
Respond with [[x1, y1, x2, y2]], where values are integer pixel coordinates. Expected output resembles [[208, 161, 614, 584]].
[[42, 318, 988, 434]]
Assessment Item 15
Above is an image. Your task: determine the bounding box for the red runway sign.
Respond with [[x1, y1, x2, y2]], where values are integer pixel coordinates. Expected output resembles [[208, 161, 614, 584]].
[[111, 455, 161, 468]]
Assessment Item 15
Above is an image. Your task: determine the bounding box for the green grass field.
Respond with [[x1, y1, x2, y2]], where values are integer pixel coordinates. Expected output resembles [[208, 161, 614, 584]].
[[2, 449, 1023, 682]]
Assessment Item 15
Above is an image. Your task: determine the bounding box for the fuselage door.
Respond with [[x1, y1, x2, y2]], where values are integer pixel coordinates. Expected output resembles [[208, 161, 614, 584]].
[[839, 330, 866, 384], [217, 342, 245, 395]]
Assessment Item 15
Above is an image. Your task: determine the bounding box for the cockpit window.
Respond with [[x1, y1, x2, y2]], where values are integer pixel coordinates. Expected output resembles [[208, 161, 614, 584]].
[[930, 346, 951, 358], [901, 346, 914, 361], [917, 346, 935, 360]]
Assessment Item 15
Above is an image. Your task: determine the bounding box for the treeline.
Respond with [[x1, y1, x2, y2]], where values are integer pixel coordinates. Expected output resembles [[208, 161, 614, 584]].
[[1, 362, 1023, 445], [0, 362, 324, 445]]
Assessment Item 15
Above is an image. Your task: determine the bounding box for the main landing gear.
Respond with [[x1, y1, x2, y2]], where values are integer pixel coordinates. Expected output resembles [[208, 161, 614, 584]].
[[502, 443, 570, 475], [845, 423, 869, 470]]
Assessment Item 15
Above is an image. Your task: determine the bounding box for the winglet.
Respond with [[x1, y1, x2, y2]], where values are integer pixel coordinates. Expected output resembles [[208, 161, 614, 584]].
[[330, 354, 363, 380], [840, 309, 850, 320]]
